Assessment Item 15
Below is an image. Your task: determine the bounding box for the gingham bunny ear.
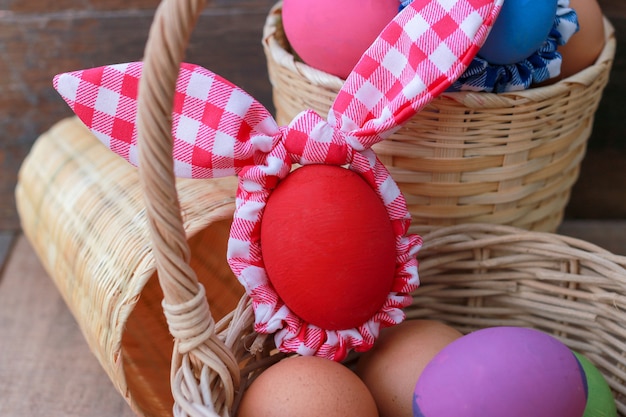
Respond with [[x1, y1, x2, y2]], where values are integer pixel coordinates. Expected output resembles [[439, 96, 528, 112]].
[[52, 0, 503, 177], [53, 62, 281, 179], [52, 0, 505, 362], [327, 0, 504, 149]]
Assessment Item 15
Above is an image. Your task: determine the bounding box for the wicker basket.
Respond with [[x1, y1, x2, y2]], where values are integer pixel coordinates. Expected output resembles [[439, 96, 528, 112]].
[[16, 1, 626, 416], [17, 117, 626, 416], [263, 2, 616, 233]]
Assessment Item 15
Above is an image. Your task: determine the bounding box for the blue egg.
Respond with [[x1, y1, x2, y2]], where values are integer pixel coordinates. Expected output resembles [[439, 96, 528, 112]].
[[478, 0, 558, 65]]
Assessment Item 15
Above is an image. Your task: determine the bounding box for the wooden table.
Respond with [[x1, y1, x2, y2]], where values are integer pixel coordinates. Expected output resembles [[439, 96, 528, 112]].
[[0, 234, 136, 417], [0, 220, 624, 416]]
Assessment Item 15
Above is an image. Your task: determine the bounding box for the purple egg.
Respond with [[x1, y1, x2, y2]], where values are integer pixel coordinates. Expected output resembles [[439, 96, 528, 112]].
[[413, 327, 587, 417]]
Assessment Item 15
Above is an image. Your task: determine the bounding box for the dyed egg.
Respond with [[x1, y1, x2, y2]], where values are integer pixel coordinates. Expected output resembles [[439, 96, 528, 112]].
[[413, 327, 587, 417], [261, 165, 396, 330], [574, 351, 617, 417], [356, 320, 462, 417], [238, 355, 379, 417], [282, 0, 399, 79], [478, 0, 559, 65], [558, 0, 605, 79]]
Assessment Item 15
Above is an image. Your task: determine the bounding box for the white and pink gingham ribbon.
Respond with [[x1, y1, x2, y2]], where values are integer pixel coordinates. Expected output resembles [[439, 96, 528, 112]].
[[54, 0, 503, 361]]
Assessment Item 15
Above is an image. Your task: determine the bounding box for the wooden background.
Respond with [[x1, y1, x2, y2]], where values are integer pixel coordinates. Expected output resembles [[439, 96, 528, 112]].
[[0, 0, 624, 230]]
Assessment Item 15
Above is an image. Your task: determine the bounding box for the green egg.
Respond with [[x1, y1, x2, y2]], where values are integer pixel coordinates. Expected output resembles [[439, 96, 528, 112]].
[[574, 351, 617, 417]]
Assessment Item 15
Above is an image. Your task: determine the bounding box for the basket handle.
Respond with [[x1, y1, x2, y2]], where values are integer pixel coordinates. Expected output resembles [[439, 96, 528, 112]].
[[136, 0, 239, 415]]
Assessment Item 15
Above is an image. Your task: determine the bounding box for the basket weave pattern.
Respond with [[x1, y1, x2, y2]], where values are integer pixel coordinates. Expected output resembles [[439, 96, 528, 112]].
[[17, 118, 626, 415], [15, 1, 626, 416], [263, 3, 616, 232]]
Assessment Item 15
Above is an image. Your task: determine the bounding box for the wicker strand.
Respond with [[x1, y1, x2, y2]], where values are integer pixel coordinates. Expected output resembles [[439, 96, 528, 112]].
[[136, 0, 239, 415], [138, 0, 200, 304], [163, 284, 216, 354]]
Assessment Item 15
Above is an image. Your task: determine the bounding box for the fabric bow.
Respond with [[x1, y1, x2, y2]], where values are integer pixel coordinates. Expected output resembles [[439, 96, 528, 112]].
[[54, 0, 503, 361]]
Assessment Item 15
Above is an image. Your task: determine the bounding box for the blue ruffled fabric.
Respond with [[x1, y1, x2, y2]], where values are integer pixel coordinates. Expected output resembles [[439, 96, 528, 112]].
[[399, 0, 579, 93]]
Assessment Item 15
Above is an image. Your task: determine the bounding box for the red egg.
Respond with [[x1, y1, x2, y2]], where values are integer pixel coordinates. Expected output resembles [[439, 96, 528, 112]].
[[260, 165, 397, 330], [282, 0, 399, 79]]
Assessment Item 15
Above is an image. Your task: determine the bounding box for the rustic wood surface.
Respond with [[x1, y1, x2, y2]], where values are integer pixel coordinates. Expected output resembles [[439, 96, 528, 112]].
[[0, 0, 276, 229], [0, 235, 136, 417], [0, 220, 623, 417], [0, 0, 625, 229]]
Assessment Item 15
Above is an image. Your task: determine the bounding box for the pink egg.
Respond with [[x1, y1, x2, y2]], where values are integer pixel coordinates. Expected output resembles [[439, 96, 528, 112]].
[[282, 0, 399, 79], [413, 327, 587, 417]]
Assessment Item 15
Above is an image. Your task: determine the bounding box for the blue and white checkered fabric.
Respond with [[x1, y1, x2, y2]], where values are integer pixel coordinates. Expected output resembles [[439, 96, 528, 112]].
[[400, 0, 579, 93]]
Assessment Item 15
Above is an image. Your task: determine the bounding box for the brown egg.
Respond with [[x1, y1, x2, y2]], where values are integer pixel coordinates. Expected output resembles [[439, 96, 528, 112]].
[[238, 355, 379, 417], [355, 320, 462, 417], [558, 0, 605, 79]]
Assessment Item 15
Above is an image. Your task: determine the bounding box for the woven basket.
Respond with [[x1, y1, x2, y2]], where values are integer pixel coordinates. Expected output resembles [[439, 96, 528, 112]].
[[16, 1, 626, 416], [263, 2, 616, 233]]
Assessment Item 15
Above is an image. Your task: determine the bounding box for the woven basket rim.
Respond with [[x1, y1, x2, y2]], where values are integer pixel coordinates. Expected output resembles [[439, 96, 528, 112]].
[[415, 223, 626, 261]]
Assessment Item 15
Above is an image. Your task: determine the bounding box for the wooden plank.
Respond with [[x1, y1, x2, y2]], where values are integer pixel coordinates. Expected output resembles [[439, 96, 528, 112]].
[[0, 231, 15, 272], [0, 0, 276, 230], [598, 0, 626, 16], [566, 149, 626, 220], [557, 220, 626, 255], [1, 0, 278, 14], [0, 235, 136, 417], [1, 0, 160, 13]]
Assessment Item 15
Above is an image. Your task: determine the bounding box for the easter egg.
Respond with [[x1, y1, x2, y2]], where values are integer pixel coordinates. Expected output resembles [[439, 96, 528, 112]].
[[355, 320, 462, 417], [573, 351, 617, 417], [413, 327, 587, 417], [260, 165, 397, 330], [558, 0, 605, 79], [238, 355, 379, 417], [478, 0, 559, 65], [282, 0, 399, 79]]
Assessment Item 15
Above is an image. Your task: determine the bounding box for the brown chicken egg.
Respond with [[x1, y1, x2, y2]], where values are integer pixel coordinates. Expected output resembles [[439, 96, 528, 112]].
[[558, 0, 605, 79], [238, 355, 379, 417], [355, 320, 463, 417]]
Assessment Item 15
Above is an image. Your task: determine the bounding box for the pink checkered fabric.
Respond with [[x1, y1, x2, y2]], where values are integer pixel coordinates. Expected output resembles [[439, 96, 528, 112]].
[[53, 0, 503, 361]]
